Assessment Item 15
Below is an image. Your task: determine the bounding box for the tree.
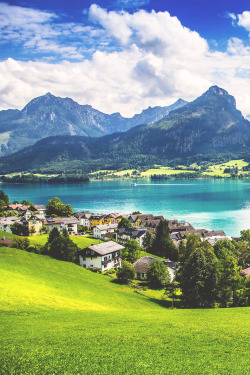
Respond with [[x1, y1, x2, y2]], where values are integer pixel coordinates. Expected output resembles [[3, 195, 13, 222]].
[[240, 229, 250, 242], [48, 227, 60, 243], [214, 239, 238, 259], [46, 197, 73, 217], [11, 222, 29, 236], [0, 190, 10, 206], [49, 235, 78, 262], [21, 199, 34, 206], [132, 211, 141, 215], [216, 248, 241, 307], [151, 220, 178, 260], [116, 261, 135, 283], [143, 231, 154, 249], [121, 240, 141, 263], [118, 217, 131, 229], [179, 245, 218, 308], [147, 261, 170, 288], [165, 281, 179, 308], [14, 237, 30, 250]]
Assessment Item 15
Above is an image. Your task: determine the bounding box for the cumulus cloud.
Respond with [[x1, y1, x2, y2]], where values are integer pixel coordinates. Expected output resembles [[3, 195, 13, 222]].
[[1, 4, 250, 118], [0, 3, 108, 59]]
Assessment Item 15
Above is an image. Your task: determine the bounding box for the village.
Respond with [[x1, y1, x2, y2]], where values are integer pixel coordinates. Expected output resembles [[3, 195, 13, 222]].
[[1, 198, 248, 285]]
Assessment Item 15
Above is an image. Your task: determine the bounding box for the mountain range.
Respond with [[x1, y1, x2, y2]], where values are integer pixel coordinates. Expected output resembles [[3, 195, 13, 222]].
[[0, 86, 249, 174], [0, 93, 187, 157]]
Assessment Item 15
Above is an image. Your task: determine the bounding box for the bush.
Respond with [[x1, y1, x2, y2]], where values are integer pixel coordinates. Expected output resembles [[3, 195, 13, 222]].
[[147, 261, 170, 288], [116, 261, 135, 283]]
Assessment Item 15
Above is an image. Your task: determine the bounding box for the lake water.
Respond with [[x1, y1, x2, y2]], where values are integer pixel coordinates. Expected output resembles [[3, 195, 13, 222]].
[[1, 179, 249, 236]]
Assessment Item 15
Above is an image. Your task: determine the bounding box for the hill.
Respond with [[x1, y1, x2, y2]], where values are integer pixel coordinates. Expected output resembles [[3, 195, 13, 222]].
[[0, 247, 249, 374], [0, 86, 249, 174], [0, 93, 186, 156]]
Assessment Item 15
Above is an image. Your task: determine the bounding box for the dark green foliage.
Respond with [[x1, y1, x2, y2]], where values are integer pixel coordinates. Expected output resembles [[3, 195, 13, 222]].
[[147, 261, 171, 288], [48, 227, 60, 243], [165, 281, 179, 308], [240, 229, 250, 242], [142, 231, 154, 249], [46, 197, 73, 217], [21, 199, 34, 206], [121, 240, 141, 263], [216, 248, 242, 307], [150, 220, 178, 260], [0, 190, 10, 210], [118, 217, 132, 229], [116, 261, 135, 283], [214, 239, 238, 259], [14, 237, 30, 250], [49, 235, 78, 262], [179, 244, 218, 308], [11, 222, 29, 236]]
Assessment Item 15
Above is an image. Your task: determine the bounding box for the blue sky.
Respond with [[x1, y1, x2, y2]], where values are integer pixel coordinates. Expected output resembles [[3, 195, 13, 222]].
[[1, 0, 250, 117]]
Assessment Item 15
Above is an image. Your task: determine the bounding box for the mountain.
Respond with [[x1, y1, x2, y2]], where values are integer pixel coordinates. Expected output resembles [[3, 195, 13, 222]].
[[0, 93, 187, 156], [0, 86, 249, 174]]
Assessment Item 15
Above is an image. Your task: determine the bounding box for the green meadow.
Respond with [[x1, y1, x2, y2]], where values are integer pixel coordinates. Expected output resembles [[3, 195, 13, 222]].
[[1, 247, 249, 374], [27, 233, 102, 249]]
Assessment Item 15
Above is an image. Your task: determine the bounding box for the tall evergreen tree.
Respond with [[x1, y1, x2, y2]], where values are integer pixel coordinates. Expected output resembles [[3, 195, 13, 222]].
[[151, 220, 178, 260], [179, 244, 218, 308]]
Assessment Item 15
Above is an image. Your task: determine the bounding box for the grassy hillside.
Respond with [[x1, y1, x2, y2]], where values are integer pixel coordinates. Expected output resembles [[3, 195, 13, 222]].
[[0, 248, 249, 374]]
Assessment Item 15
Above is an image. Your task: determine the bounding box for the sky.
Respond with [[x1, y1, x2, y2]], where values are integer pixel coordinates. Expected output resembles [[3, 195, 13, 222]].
[[1, 0, 250, 117]]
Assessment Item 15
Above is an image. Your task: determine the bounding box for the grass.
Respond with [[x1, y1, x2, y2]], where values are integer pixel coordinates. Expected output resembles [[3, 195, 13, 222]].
[[28, 233, 102, 249], [0, 247, 249, 374], [89, 160, 249, 180], [202, 159, 249, 177], [141, 167, 195, 176]]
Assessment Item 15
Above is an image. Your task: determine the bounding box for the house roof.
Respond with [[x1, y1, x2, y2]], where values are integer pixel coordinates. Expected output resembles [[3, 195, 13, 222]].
[[61, 217, 80, 225], [95, 224, 118, 231], [118, 227, 147, 238], [241, 267, 250, 277], [204, 230, 226, 237], [33, 205, 46, 210], [7, 204, 29, 211], [74, 211, 92, 219], [42, 218, 63, 225], [85, 241, 124, 256], [0, 217, 20, 225], [132, 256, 161, 274]]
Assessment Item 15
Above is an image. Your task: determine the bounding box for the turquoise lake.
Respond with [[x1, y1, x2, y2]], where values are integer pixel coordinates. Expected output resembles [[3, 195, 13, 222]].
[[1, 179, 249, 236]]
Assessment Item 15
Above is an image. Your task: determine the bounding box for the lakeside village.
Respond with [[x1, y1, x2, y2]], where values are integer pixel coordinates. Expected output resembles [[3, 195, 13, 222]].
[[0, 190, 249, 307]]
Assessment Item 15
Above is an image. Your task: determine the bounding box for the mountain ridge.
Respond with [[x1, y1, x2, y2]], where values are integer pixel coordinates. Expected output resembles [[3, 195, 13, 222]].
[[0, 93, 187, 156], [0, 85, 249, 174]]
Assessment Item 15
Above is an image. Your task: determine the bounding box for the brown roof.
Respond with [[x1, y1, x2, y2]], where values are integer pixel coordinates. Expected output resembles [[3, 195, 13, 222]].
[[204, 230, 226, 237], [85, 241, 124, 256], [132, 256, 161, 274], [42, 218, 63, 225]]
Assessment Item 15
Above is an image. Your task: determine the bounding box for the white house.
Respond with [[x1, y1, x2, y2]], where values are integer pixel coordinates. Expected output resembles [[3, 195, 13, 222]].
[[42, 217, 64, 232], [116, 228, 147, 247], [93, 224, 118, 239], [132, 256, 176, 281], [61, 217, 80, 234], [79, 241, 124, 271], [0, 216, 21, 233], [74, 212, 92, 229]]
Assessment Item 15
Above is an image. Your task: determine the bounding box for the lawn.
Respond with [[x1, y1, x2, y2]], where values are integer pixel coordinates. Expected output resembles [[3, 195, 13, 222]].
[[0, 247, 249, 374], [28, 233, 102, 249]]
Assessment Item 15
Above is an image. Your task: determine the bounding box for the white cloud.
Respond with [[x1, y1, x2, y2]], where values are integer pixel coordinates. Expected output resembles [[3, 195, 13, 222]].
[[1, 4, 250, 119], [237, 11, 250, 32]]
